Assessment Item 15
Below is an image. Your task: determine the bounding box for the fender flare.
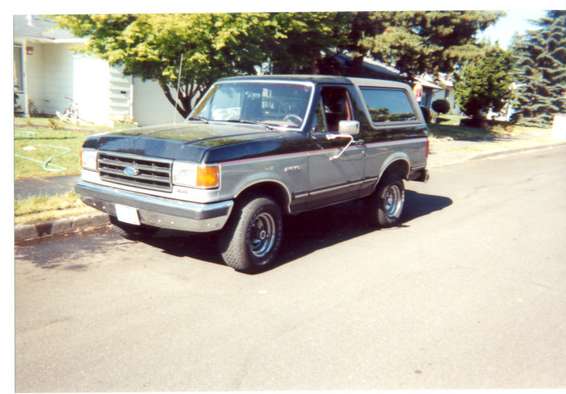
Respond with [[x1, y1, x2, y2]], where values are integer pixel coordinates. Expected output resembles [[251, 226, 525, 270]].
[[371, 152, 411, 193], [233, 178, 293, 214]]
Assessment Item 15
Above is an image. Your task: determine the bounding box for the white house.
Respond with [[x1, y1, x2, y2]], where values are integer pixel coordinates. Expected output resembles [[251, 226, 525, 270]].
[[13, 15, 183, 126]]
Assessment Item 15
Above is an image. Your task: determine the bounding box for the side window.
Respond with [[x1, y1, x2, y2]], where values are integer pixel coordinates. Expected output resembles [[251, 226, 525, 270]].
[[315, 86, 354, 132], [360, 88, 417, 123], [312, 99, 327, 133]]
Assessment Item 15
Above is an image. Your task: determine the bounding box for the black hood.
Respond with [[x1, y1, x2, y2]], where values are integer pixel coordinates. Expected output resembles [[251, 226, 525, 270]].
[[82, 122, 312, 163], [83, 122, 285, 162]]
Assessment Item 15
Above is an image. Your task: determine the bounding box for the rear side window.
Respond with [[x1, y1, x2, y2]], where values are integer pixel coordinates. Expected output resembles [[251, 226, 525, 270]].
[[360, 88, 417, 123]]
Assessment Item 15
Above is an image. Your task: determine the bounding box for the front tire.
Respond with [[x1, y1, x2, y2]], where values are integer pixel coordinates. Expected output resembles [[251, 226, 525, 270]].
[[366, 174, 405, 227], [218, 195, 283, 273]]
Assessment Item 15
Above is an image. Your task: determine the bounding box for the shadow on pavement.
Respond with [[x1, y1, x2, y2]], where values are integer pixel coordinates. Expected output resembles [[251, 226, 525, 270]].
[[15, 226, 130, 269], [142, 189, 453, 271]]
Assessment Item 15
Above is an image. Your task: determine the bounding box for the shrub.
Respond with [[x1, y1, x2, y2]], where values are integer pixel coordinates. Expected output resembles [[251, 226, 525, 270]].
[[432, 99, 450, 114]]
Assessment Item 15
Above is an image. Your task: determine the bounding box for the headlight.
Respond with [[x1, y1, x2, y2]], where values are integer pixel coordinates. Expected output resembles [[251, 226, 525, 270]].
[[172, 162, 220, 189], [81, 149, 98, 171]]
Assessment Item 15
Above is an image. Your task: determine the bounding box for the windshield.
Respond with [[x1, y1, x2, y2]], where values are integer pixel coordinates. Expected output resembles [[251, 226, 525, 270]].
[[190, 82, 313, 129]]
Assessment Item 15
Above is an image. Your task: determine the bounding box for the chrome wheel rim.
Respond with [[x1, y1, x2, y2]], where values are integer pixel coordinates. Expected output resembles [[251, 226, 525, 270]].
[[248, 212, 276, 259], [383, 184, 403, 219]]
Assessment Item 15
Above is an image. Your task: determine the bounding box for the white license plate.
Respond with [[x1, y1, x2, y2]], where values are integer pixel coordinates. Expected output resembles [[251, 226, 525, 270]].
[[115, 204, 140, 226]]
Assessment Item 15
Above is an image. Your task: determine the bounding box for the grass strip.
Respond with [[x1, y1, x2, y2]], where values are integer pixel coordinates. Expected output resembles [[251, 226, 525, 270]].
[[15, 192, 96, 225]]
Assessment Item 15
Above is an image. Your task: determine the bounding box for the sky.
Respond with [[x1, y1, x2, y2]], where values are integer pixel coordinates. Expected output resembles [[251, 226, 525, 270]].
[[478, 9, 548, 48]]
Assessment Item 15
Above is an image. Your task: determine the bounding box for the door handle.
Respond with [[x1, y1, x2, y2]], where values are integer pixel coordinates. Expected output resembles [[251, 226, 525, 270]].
[[352, 139, 365, 146]]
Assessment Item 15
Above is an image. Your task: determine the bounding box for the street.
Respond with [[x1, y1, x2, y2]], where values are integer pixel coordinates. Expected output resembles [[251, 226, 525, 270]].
[[15, 145, 566, 391]]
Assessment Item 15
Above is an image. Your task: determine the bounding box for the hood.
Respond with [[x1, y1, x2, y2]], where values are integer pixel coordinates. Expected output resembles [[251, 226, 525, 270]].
[[83, 122, 292, 163], [109, 122, 272, 141]]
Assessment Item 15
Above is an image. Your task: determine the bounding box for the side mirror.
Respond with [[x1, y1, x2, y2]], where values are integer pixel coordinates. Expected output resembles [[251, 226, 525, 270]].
[[338, 120, 360, 136]]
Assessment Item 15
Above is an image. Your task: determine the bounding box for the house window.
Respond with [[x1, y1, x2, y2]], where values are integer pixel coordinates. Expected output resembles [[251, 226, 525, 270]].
[[14, 45, 24, 91], [360, 88, 417, 123]]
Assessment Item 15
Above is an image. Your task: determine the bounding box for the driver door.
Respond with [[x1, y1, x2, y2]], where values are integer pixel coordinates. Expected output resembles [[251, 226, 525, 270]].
[[308, 85, 366, 209]]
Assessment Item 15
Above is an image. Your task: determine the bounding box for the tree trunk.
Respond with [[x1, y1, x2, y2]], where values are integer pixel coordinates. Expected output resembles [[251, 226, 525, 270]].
[[158, 79, 190, 118]]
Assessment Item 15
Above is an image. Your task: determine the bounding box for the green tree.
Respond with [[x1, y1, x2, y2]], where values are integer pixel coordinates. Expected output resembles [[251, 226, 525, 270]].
[[56, 12, 501, 118], [454, 46, 514, 123], [511, 11, 566, 127], [55, 13, 346, 118], [264, 13, 351, 74], [346, 11, 502, 81]]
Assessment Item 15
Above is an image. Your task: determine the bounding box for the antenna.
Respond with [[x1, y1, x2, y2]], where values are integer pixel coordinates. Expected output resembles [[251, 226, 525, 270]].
[[173, 53, 184, 124]]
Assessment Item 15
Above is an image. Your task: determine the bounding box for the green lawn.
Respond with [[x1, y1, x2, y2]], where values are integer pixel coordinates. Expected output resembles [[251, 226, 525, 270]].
[[427, 114, 520, 141], [14, 116, 134, 179]]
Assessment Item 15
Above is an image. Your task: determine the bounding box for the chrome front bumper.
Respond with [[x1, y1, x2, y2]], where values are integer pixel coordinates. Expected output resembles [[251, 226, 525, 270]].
[[75, 181, 234, 233]]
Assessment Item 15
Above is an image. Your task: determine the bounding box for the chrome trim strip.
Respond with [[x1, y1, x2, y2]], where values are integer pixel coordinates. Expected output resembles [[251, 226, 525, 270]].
[[308, 177, 378, 197], [365, 137, 427, 148]]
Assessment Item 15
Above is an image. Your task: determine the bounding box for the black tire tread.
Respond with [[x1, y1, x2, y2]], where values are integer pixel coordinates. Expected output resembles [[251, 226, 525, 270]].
[[366, 173, 405, 228], [218, 194, 283, 273]]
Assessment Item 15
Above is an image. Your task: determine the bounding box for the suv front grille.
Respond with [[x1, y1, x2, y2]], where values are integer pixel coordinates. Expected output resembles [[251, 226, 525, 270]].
[[97, 151, 173, 192]]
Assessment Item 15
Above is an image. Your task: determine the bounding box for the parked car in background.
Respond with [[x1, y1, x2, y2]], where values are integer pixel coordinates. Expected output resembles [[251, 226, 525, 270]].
[[76, 75, 430, 272]]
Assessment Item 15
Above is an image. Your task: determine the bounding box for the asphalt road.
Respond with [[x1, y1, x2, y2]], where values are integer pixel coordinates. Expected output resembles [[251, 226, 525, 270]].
[[15, 145, 566, 391]]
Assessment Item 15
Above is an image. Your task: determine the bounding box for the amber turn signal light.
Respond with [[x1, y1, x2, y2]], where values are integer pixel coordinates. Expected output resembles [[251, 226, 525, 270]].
[[196, 165, 220, 189]]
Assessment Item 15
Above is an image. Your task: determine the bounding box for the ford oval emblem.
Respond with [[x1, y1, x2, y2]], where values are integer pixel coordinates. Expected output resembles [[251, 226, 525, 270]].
[[123, 166, 140, 177]]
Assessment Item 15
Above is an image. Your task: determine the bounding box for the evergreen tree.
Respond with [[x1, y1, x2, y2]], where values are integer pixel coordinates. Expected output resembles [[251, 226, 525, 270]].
[[345, 11, 502, 81], [454, 46, 514, 123], [511, 11, 566, 127]]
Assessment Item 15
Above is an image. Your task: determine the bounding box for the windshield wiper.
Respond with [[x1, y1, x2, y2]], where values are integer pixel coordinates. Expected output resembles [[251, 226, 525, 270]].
[[224, 119, 275, 131], [187, 115, 209, 123]]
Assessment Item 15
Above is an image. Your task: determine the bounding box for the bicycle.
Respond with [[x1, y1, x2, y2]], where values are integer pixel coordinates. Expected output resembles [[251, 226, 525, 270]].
[[55, 96, 81, 125]]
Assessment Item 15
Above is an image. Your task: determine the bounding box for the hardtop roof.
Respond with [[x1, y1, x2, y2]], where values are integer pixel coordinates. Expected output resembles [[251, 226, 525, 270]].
[[217, 74, 411, 90]]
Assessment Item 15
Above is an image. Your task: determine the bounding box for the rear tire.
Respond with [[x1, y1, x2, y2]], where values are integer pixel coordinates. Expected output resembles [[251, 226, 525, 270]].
[[366, 174, 405, 228], [109, 216, 159, 239], [218, 195, 283, 273]]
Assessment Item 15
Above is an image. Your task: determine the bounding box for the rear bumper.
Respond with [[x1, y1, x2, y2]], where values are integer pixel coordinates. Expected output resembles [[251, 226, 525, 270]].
[[75, 181, 233, 233]]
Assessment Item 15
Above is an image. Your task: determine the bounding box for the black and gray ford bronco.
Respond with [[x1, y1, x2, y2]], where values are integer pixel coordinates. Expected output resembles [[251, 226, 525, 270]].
[[76, 75, 430, 272]]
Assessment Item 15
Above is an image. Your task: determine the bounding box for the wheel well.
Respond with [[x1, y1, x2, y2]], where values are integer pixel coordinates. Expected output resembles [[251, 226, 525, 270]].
[[235, 182, 291, 214], [380, 160, 410, 182]]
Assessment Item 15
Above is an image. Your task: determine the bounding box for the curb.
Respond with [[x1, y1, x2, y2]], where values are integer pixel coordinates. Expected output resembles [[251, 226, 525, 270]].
[[15, 212, 110, 244], [430, 140, 566, 168], [470, 141, 566, 161]]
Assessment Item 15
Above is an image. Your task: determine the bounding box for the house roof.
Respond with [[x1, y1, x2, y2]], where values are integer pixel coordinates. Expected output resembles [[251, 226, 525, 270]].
[[13, 15, 85, 43], [328, 52, 405, 81], [415, 77, 443, 90]]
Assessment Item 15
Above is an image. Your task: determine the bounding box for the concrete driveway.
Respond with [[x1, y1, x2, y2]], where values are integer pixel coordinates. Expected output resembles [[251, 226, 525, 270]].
[[15, 145, 566, 391]]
